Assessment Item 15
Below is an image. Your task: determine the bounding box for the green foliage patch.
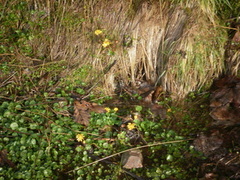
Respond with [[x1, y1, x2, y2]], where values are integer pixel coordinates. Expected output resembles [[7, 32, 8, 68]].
[[1, 94, 202, 179]]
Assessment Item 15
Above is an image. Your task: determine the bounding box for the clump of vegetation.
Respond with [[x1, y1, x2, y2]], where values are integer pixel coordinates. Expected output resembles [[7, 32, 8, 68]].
[[1, 97, 202, 179]]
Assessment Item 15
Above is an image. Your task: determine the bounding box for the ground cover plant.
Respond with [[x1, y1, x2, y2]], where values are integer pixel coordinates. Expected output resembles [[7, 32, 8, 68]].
[[1, 90, 204, 179]]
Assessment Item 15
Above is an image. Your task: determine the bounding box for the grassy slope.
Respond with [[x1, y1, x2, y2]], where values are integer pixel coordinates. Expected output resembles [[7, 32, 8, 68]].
[[0, 0, 239, 179]]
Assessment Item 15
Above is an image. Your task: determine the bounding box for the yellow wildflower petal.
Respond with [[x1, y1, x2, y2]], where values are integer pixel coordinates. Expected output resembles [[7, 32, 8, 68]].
[[167, 108, 172, 112], [94, 29, 103, 35], [102, 39, 111, 47], [104, 107, 111, 113], [127, 123, 136, 130], [114, 107, 118, 112], [76, 134, 85, 142]]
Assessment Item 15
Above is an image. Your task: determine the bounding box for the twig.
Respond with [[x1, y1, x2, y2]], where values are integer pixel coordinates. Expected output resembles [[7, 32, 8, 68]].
[[0, 53, 14, 56], [67, 138, 192, 173], [0, 72, 17, 88]]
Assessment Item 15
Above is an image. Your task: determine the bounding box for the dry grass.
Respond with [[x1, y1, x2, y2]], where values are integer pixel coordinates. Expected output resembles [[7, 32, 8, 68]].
[[90, 0, 227, 98], [160, 1, 227, 98], [1, 0, 232, 98], [231, 51, 240, 74]]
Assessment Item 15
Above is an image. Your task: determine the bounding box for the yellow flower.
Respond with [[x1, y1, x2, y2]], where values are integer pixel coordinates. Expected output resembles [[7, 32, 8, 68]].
[[94, 29, 103, 35], [167, 108, 172, 112], [102, 39, 111, 47], [104, 107, 111, 113], [113, 107, 118, 112], [76, 134, 85, 142], [134, 115, 138, 120], [127, 123, 136, 130]]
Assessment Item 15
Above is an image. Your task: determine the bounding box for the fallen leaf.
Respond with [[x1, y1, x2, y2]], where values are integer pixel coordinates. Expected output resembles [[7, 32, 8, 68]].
[[209, 76, 240, 126], [193, 131, 224, 157], [74, 100, 92, 126], [0, 149, 16, 168], [74, 100, 106, 126], [232, 30, 240, 43], [148, 104, 166, 119], [152, 86, 164, 102]]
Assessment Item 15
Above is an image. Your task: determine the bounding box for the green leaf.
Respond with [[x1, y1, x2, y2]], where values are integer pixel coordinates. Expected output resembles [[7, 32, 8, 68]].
[[31, 138, 36, 145], [166, 154, 173, 162], [10, 122, 18, 130], [76, 88, 85, 95], [135, 105, 142, 112], [29, 123, 38, 130]]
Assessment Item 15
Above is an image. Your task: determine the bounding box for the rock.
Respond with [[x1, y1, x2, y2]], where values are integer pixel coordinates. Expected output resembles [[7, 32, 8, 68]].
[[121, 150, 143, 169]]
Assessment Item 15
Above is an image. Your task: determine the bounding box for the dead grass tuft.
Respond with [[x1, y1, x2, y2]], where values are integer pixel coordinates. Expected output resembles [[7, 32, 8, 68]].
[[1, 0, 230, 98]]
